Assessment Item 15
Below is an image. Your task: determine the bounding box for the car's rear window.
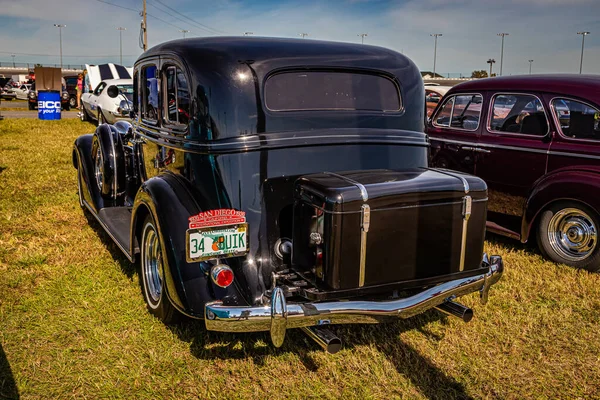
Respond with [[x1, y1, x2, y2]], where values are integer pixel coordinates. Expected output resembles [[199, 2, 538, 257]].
[[265, 71, 401, 112]]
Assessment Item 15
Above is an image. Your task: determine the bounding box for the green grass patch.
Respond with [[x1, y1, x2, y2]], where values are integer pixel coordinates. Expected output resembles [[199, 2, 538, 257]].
[[0, 119, 599, 398]]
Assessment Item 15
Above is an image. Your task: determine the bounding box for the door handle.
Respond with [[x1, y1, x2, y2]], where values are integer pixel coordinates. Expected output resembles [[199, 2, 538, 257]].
[[461, 146, 475, 151], [474, 148, 491, 154]]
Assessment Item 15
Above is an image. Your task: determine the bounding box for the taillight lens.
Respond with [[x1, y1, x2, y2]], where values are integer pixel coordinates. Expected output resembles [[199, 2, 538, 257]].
[[211, 264, 234, 288]]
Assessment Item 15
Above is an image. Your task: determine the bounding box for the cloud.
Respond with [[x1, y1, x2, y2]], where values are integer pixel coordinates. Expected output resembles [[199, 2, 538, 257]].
[[0, 0, 597, 75]]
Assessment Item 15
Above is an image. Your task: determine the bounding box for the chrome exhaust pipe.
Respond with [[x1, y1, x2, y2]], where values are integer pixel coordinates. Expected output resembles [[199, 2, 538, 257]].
[[435, 300, 473, 323], [301, 326, 342, 354]]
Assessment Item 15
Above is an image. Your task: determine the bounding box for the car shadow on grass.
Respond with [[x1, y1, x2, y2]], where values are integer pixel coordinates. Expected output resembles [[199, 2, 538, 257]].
[[0, 342, 19, 399], [82, 211, 137, 278], [82, 209, 473, 398], [168, 311, 474, 399]]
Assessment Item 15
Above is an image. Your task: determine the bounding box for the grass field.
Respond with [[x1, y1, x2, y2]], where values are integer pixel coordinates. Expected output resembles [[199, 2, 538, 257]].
[[0, 119, 599, 399]]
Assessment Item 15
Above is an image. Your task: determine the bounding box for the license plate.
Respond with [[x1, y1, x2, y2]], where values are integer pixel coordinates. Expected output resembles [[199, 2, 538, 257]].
[[186, 223, 248, 262]]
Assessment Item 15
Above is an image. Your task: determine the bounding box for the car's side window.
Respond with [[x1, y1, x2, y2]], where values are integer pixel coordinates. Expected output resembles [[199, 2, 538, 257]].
[[94, 83, 106, 96], [433, 94, 482, 131], [163, 65, 190, 126], [551, 98, 600, 140], [489, 94, 548, 136], [141, 64, 158, 121]]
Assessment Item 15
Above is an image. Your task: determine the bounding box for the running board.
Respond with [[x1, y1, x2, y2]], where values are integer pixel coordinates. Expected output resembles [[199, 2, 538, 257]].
[[486, 221, 520, 241], [83, 201, 135, 261]]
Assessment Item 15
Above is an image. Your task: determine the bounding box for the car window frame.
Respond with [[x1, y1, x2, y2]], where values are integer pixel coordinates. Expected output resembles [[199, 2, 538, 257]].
[[94, 82, 106, 96], [431, 92, 483, 132], [161, 64, 190, 130], [139, 60, 160, 127], [549, 96, 600, 144], [486, 92, 550, 138], [158, 59, 190, 135], [263, 68, 404, 114]]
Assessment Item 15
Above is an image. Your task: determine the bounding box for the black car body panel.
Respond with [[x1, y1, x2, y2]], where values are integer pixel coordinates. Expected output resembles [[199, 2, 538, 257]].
[[73, 37, 502, 349]]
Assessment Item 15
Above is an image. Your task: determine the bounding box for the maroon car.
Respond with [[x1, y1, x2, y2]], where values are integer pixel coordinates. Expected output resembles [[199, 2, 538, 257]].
[[428, 75, 600, 271]]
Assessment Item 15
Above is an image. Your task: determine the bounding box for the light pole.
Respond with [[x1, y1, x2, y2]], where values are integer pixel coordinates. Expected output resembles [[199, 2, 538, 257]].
[[117, 27, 126, 65], [244, 32, 253, 36], [299, 33, 309, 39], [358, 33, 368, 44], [54, 24, 66, 70], [577, 31, 590, 74], [430, 33, 442, 77], [497, 33, 509, 76], [11, 54, 15, 68], [487, 58, 496, 77], [180, 29, 189, 38], [528, 59, 534, 75]]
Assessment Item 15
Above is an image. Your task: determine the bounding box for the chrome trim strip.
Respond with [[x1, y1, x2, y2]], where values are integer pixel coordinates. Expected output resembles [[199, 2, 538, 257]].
[[459, 196, 472, 272], [358, 204, 370, 287], [204, 255, 504, 344], [324, 172, 368, 201], [305, 198, 486, 215], [82, 200, 134, 262], [547, 150, 600, 160], [485, 92, 550, 137], [431, 137, 549, 155]]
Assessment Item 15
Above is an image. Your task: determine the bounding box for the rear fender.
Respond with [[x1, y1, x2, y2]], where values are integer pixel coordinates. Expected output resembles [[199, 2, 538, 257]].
[[73, 134, 104, 212], [131, 173, 248, 318], [522, 170, 600, 241]]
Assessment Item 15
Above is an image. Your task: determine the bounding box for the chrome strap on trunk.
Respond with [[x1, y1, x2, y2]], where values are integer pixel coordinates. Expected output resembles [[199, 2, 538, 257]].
[[359, 204, 370, 287], [426, 168, 471, 271], [324, 172, 370, 287]]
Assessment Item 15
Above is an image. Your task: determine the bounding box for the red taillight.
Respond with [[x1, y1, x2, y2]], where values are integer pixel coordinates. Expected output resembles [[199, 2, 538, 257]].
[[211, 264, 234, 288]]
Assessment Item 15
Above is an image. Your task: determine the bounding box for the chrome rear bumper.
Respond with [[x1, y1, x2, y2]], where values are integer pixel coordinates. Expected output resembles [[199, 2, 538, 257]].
[[205, 254, 503, 347]]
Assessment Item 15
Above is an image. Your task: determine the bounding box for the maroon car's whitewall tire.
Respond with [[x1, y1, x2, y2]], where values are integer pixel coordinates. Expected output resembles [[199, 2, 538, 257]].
[[537, 201, 600, 272]]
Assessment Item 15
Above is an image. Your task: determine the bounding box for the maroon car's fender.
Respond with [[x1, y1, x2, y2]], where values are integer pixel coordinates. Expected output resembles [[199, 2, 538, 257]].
[[522, 168, 600, 242]]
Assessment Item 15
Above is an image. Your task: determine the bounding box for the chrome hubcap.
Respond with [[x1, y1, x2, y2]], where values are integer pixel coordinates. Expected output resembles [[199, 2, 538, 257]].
[[94, 148, 103, 192], [548, 208, 597, 261], [143, 226, 163, 305]]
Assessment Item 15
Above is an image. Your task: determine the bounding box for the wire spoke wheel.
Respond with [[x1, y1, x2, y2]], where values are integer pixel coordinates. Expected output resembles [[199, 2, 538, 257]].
[[142, 223, 163, 306], [547, 208, 597, 262]]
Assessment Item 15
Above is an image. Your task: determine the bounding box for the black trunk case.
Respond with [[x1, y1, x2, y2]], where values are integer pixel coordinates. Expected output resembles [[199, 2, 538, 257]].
[[292, 169, 487, 291]]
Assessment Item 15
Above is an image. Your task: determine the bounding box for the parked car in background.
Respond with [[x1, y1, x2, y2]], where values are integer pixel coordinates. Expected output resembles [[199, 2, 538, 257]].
[[15, 84, 32, 100], [72, 37, 503, 352], [27, 82, 70, 111], [1, 86, 17, 100], [425, 84, 452, 117], [80, 79, 133, 124], [64, 75, 79, 108], [428, 75, 600, 271]]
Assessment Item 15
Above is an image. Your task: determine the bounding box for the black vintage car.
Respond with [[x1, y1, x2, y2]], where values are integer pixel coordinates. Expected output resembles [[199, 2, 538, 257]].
[[73, 37, 503, 353]]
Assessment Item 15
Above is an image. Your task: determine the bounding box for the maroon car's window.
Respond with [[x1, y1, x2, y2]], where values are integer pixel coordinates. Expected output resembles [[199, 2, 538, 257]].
[[434, 97, 454, 127], [433, 94, 482, 131], [551, 98, 600, 140], [489, 94, 548, 136], [265, 71, 401, 112]]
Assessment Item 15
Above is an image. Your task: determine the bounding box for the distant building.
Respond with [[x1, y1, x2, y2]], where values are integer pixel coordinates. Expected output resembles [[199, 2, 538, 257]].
[[421, 71, 445, 79]]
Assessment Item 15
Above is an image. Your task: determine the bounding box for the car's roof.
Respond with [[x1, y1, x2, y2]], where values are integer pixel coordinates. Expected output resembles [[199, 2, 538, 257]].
[[140, 36, 412, 73], [449, 74, 600, 104]]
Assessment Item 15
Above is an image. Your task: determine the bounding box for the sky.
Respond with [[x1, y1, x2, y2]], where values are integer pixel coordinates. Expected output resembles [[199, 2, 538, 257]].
[[0, 0, 598, 76]]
